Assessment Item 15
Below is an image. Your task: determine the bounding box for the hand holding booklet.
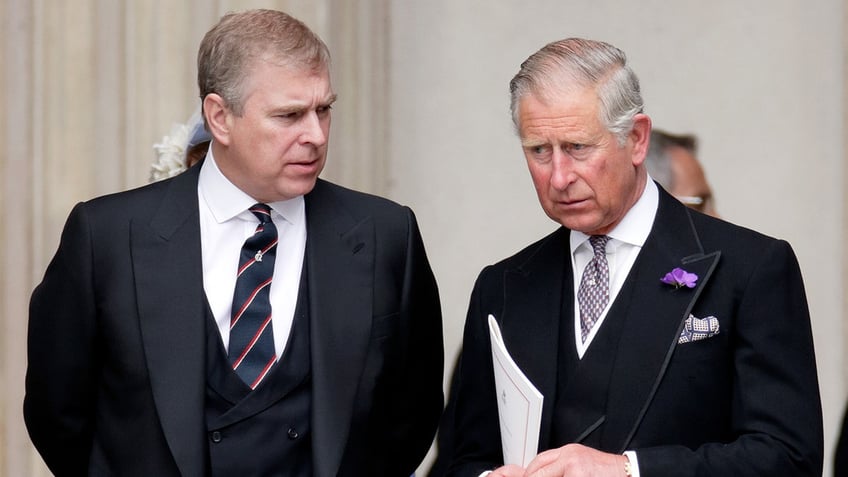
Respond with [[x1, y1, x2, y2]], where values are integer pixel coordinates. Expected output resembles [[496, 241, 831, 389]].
[[487, 314, 544, 468]]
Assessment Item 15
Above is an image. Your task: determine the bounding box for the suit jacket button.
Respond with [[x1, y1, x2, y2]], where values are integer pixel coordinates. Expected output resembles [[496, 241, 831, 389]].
[[210, 431, 222, 443], [287, 428, 299, 440]]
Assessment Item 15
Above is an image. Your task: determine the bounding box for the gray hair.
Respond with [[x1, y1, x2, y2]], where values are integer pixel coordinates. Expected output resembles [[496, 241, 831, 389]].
[[645, 129, 698, 190], [509, 38, 643, 144], [197, 9, 330, 116]]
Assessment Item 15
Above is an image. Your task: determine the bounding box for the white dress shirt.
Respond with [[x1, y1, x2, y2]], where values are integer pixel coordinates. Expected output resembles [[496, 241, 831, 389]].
[[570, 179, 658, 359], [197, 149, 307, 360]]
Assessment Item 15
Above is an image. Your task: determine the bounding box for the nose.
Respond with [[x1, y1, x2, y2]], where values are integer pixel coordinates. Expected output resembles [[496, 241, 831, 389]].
[[300, 111, 328, 147], [550, 150, 576, 190]]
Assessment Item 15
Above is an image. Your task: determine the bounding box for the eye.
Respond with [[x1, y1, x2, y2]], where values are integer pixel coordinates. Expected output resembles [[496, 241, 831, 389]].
[[277, 111, 300, 120], [528, 144, 550, 155], [564, 142, 592, 159]]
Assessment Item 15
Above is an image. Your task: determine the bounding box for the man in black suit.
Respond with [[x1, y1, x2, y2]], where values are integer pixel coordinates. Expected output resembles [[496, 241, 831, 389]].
[[24, 9, 443, 476], [438, 38, 822, 476]]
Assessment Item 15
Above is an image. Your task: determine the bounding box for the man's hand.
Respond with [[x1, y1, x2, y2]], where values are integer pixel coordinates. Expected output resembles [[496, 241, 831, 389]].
[[489, 464, 526, 477], [522, 443, 628, 477]]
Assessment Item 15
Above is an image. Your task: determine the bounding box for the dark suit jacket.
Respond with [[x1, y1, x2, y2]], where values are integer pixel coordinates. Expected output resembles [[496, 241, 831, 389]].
[[24, 162, 444, 476], [441, 187, 822, 476], [835, 403, 848, 476]]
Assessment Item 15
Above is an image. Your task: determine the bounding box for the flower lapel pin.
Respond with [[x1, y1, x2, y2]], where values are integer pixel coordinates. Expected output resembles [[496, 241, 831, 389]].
[[661, 267, 698, 289]]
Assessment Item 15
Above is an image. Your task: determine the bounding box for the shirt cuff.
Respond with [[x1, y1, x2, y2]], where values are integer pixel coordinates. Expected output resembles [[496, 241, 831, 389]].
[[624, 450, 640, 477]]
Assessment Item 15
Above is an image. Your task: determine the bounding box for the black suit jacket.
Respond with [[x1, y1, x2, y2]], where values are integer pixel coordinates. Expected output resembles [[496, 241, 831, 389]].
[[442, 187, 822, 476], [24, 162, 444, 476]]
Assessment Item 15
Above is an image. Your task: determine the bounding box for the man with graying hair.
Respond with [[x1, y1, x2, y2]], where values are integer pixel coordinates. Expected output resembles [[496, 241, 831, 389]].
[[645, 129, 718, 217], [25, 9, 443, 476], [438, 37, 822, 477]]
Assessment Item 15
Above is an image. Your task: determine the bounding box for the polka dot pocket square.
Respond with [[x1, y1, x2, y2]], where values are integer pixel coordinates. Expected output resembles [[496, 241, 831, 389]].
[[678, 314, 720, 344]]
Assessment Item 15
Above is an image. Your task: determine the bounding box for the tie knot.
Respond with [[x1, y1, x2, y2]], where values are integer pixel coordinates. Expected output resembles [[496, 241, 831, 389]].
[[589, 235, 610, 257], [248, 203, 273, 225]]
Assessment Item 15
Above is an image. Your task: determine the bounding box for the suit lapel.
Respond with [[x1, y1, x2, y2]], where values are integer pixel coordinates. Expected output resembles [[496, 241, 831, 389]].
[[305, 181, 375, 477], [132, 165, 207, 476], [500, 227, 570, 448], [602, 189, 721, 452]]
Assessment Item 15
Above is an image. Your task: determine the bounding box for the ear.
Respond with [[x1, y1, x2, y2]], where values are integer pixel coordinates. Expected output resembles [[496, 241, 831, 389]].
[[203, 93, 233, 146], [628, 113, 652, 167]]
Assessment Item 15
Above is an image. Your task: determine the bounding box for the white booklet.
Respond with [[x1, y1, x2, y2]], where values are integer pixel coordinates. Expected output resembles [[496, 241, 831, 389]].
[[488, 314, 543, 468]]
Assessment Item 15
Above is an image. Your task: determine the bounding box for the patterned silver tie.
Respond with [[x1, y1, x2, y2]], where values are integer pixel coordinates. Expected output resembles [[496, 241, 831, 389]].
[[578, 235, 611, 342]]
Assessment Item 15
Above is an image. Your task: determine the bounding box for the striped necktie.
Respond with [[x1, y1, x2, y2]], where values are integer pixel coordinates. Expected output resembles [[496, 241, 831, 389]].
[[228, 203, 278, 389]]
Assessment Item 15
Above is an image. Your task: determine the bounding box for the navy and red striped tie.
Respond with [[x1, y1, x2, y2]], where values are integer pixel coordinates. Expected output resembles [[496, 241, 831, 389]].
[[229, 203, 278, 389]]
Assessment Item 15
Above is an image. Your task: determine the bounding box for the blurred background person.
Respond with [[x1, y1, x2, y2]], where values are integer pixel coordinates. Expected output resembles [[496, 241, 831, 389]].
[[645, 129, 718, 217]]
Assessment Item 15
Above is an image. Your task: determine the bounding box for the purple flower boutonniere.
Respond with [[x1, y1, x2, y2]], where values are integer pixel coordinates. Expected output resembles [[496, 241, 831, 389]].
[[661, 267, 698, 289]]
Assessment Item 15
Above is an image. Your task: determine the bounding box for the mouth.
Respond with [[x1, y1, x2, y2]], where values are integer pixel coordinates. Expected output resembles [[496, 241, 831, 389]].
[[281, 162, 320, 181], [557, 197, 589, 207], [288, 158, 321, 171]]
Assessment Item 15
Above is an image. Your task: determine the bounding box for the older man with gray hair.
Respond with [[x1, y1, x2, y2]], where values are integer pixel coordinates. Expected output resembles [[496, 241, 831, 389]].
[[437, 37, 822, 477]]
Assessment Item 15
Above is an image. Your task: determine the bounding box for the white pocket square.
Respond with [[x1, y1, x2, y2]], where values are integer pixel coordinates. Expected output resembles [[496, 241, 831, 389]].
[[678, 314, 720, 344]]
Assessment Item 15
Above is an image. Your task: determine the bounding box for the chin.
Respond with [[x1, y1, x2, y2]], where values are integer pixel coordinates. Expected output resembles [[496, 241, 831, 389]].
[[282, 177, 319, 199], [557, 216, 602, 234]]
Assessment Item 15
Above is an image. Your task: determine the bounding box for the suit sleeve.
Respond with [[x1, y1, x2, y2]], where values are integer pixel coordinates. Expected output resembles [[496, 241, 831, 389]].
[[384, 207, 445, 473], [636, 239, 823, 476], [437, 267, 506, 476], [24, 203, 98, 475]]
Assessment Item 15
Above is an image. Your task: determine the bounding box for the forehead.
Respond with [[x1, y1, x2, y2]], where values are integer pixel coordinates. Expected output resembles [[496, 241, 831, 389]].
[[517, 87, 603, 140], [669, 146, 709, 188], [241, 58, 333, 102]]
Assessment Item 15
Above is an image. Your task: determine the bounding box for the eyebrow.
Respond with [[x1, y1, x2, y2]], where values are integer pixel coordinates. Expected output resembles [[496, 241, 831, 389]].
[[520, 138, 547, 148], [273, 94, 338, 115], [323, 93, 338, 106]]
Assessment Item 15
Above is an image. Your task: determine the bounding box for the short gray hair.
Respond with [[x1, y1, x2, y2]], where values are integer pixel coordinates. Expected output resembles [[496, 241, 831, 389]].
[[509, 38, 643, 144], [197, 9, 330, 116]]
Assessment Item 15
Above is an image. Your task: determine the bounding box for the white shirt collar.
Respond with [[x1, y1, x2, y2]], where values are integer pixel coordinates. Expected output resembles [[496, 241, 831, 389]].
[[570, 177, 659, 253], [198, 147, 304, 226]]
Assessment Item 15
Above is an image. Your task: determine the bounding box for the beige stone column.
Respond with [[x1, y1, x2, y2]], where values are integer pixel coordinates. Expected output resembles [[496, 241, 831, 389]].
[[2, 0, 41, 474]]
